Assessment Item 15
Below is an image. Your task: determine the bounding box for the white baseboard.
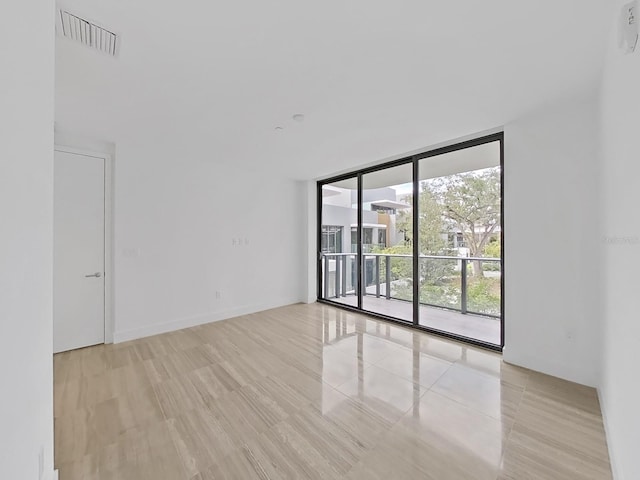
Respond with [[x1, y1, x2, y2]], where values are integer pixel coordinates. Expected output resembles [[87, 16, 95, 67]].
[[597, 388, 620, 479], [47, 470, 59, 480], [113, 297, 301, 343]]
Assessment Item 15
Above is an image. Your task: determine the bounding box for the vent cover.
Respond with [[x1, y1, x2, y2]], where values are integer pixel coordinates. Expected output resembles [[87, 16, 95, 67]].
[[57, 10, 118, 56]]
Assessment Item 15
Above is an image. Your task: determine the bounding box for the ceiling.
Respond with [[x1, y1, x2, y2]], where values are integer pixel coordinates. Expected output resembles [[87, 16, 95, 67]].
[[55, 0, 612, 180]]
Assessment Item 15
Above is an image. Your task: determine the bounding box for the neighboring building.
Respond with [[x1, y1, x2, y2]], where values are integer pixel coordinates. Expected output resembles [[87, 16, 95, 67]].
[[321, 185, 410, 254], [321, 185, 410, 296]]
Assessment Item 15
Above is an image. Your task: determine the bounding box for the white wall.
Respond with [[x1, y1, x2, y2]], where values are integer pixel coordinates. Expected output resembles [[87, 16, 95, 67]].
[[599, 3, 640, 478], [112, 141, 308, 341], [0, 1, 55, 479], [503, 95, 602, 387]]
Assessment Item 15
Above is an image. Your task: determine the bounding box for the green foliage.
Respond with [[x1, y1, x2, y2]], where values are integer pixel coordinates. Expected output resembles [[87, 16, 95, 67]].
[[482, 262, 501, 272], [482, 238, 501, 271], [394, 167, 501, 258], [414, 276, 500, 315], [483, 237, 501, 258], [396, 186, 447, 255], [369, 166, 502, 315], [419, 283, 461, 309], [466, 277, 501, 315], [379, 266, 501, 316], [372, 244, 456, 292], [372, 244, 411, 255], [421, 256, 456, 286], [372, 244, 412, 280], [432, 168, 501, 253]]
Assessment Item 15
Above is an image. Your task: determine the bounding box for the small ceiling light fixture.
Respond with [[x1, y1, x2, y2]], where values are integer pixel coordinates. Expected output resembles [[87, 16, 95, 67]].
[[292, 114, 305, 123], [275, 126, 284, 131]]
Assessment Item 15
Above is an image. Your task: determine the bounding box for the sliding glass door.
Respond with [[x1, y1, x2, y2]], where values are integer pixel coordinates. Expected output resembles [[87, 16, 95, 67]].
[[417, 140, 502, 345], [319, 177, 359, 308], [318, 134, 503, 350], [360, 164, 414, 322]]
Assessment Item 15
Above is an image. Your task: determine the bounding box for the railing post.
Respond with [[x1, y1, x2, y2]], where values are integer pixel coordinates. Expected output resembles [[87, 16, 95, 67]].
[[334, 255, 340, 299], [349, 254, 355, 294], [385, 255, 391, 300], [323, 255, 329, 299], [341, 255, 347, 297], [362, 255, 367, 297], [375, 255, 381, 298], [461, 258, 468, 314]]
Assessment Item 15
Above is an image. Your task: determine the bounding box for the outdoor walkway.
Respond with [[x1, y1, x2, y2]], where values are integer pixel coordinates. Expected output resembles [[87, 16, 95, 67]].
[[331, 295, 501, 345]]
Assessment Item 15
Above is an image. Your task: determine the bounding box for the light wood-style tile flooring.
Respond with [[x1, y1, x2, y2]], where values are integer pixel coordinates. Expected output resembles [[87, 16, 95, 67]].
[[54, 303, 612, 479]]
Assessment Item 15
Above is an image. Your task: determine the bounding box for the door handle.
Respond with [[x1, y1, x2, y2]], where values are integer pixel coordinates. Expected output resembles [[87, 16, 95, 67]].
[[85, 272, 102, 278]]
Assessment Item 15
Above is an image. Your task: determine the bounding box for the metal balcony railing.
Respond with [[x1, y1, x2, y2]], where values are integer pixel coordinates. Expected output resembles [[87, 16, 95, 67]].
[[321, 253, 501, 317]]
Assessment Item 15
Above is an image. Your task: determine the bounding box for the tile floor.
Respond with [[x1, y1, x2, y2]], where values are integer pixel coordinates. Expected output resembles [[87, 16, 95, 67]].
[[53, 303, 612, 479]]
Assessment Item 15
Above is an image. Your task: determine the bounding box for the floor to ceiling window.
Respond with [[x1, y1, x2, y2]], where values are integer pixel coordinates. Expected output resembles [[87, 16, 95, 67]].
[[320, 177, 358, 307], [360, 163, 414, 322], [317, 133, 504, 350], [417, 140, 502, 345]]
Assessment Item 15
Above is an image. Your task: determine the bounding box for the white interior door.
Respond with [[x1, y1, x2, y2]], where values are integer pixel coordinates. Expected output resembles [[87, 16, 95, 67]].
[[54, 150, 105, 353]]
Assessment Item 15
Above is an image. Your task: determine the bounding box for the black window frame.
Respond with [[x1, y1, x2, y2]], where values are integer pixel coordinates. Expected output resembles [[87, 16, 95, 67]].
[[316, 132, 505, 352]]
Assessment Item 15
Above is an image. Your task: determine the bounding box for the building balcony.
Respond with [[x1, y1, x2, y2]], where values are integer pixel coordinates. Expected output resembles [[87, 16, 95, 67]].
[[320, 253, 501, 346]]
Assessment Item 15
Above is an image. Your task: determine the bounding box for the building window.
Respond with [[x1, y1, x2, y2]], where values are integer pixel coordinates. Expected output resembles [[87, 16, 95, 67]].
[[321, 226, 343, 253], [371, 205, 395, 214], [362, 227, 373, 245], [378, 228, 386, 247]]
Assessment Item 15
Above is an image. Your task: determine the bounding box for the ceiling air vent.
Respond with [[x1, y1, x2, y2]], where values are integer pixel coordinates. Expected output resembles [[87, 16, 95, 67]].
[[57, 10, 118, 56]]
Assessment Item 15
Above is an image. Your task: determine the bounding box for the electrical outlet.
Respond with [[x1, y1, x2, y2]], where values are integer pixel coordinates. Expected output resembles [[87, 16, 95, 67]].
[[233, 237, 247, 247], [621, 1, 639, 53]]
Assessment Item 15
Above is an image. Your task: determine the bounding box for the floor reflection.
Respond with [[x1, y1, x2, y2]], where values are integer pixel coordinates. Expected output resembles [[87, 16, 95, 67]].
[[316, 304, 610, 479], [320, 306, 511, 473]]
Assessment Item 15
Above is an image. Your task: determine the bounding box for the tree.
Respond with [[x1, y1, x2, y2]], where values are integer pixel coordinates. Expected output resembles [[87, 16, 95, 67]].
[[431, 167, 501, 277], [396, 185, 447, 255], [392, 187, 454, 286], [483, 236, 501, 259], [372, 166, 501, 312]]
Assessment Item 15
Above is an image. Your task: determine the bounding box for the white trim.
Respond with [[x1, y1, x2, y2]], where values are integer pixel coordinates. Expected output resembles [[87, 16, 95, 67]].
[[113, 298, 301, 343], [370, 199, 411, 209], [54, 145, 114, 345], [43, 470, 58, 480], [597, 388, 620, 479], [350, 223, 387, 229]]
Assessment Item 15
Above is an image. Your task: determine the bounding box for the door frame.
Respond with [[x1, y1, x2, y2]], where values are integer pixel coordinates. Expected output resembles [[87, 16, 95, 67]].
[[54, 145, 114, 344]]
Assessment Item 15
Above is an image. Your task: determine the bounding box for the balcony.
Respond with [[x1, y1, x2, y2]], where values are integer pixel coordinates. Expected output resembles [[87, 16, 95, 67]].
[[321, 253, 501, 346]]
